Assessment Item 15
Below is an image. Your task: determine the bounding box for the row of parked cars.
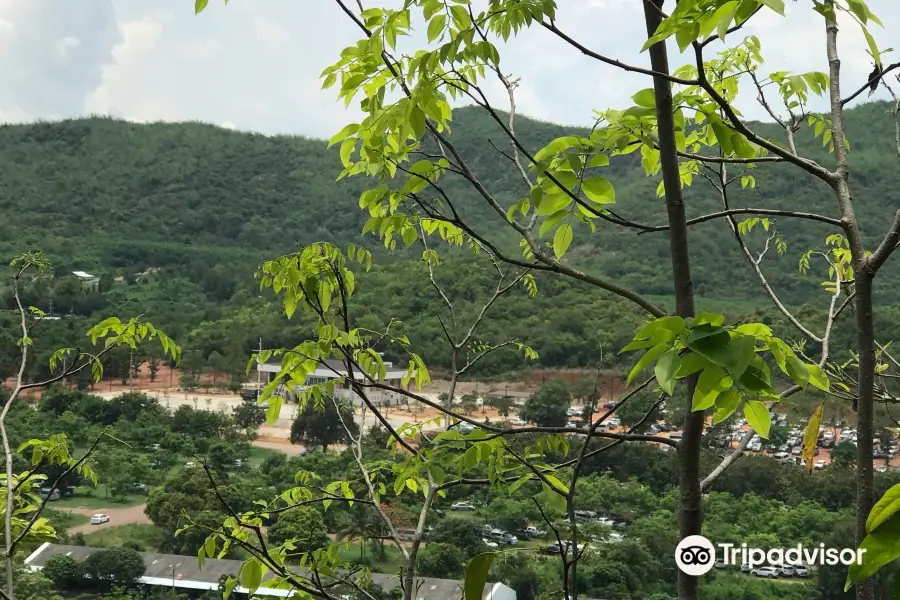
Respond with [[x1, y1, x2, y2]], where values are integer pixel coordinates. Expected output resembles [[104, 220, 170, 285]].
[[722, 563, 811, 578]]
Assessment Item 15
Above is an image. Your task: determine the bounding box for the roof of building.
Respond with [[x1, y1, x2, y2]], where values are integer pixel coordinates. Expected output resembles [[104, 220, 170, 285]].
[[258, 357, 408, 380], [72, 271, 98, 279], [25, 543, 513, 600]]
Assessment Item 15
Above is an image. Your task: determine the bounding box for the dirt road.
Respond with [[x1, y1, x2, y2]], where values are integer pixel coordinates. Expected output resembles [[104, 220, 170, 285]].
[[66, 504, 150, 534]]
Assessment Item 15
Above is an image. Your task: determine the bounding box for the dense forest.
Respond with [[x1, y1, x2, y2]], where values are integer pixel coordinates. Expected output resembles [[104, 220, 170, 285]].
[[2, 102, 899, 381]]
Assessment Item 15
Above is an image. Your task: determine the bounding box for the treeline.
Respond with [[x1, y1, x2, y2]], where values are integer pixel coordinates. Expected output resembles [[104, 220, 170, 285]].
[[2, 103, 899, 381]]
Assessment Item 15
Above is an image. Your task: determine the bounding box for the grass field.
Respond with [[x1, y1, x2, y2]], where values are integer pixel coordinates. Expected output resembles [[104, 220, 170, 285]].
[[338, 542, 406, 571], [248, 446, 285, 467], [53, 485, 147, 509], [45, 508, 90, 530], [82, 524, 163, 551]]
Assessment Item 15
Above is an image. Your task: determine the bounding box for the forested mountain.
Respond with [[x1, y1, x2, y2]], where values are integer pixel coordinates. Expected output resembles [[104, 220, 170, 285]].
[[2, 102, 899, 380]]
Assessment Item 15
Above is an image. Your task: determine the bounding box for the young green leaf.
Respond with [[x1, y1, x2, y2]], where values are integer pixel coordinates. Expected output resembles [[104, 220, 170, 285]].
[[627, 344, 669, 385], [807, 363, 830, 391], [743, 400, 771, 439], [692, 365, 732, 411], [845, 513, 900, 591], [553, 223, 573, 258], [240, 559, 263, 592], [465, 552, 499, 600], [654, 349, 682, 396], [712, 390, 742, 424], [867, 484, 900, 534]]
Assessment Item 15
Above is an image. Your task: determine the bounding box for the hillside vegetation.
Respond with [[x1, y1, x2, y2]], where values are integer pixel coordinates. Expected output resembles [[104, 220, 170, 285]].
[[2, 102, 899, 379]]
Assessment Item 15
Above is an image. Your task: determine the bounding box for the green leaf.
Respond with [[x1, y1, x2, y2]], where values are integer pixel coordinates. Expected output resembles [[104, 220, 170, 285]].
[[760, 0, 785, 16], [862, 25, 881, 69], [847, 0, 869, 23], [627, 344, 669, 385], [240, 559, 263, 592], [654, 349, 682, 396], [712, 390, 742, 424], [427, 14, 447, 42], [743, 400, 771, 438], [802, 403, 824, 473], [692, 365, 732, 411], [677, 352, 709, 378], [553, 223, 573, 258], [465, 552, 498, 600], [205, 536, 216, 560], [869, 484, 900, 534], [540, 483, 567, 513], [195, 0, 209, 14], [632, 88, 656, 108], [692, 312, 725, 327], [581, 177, 615, 205], [846, 512, 900, 590], [785, 355, 810, 388], [807, 363, 830, 391], [737, 356, 772, 392]]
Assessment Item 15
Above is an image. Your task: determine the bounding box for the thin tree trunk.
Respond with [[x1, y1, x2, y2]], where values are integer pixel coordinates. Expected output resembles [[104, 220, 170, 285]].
[[642, 3, 701, 600], [823, 12, 874, 600]]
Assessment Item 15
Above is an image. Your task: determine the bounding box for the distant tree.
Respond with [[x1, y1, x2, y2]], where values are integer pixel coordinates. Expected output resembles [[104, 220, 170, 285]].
[[43, 554, 80, 590], [79, 548, 146, 588], [416, 542, 464, 579], [207, 442, 236, 471], [487, 395, 515, 419], [615, 388, 662, 430], [267, 507, 329, 555], [484, 498, 534, 533], [289, 400, 358, 451], [458, 392, 478, 415], [831, 441, 857, 469], [232, 401, 266, 438], [520, 380, 571, 427], [429, 519, 486, 558], [13, 570, 63, 600]]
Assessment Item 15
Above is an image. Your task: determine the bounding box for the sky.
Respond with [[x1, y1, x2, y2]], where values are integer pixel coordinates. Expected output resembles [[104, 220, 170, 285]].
[[1, 0, 898, 140]]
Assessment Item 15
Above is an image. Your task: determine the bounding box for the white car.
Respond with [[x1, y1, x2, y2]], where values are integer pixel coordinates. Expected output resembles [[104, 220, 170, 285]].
[[752, 566, 780, 578], [814, 460, 826, 470], [510, 418, 526, 426], [451, 502, 476, 511], [607, 418, 621, 428], [482, 538, 499, 549], [90, 514, 110, 525]]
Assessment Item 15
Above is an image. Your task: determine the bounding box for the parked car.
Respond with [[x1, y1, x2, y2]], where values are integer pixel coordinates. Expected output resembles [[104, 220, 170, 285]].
[[814, 460, 827, 470], [524, 525, 544, 537], [791, 446, 802, 456], [780, 565, 796, 577], [669, 434, 683, 442], [603, 402, 616, 410], [91, 514, 110, 525], [451, 502, 476, 511], [184, 461, 196, 467], [752, 566, 780, 578], [482, 538, 499, 549], [714, 560, 727, 569], [131, 483, 147, 492], [574, 510, 597, 520], [38, 488, 60, 501], [607, 418, 621, 428], [794, 565, 810, 577], [433, 508, 445, 517], [510, 418, 526, 426], [740, 564, 752, 572]]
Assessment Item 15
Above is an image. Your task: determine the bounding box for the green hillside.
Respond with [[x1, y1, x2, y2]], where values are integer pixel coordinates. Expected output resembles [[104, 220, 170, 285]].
[[2, 102, 899, 380]]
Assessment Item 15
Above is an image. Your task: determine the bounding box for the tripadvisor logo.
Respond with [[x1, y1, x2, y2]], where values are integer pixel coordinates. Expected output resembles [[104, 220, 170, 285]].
[[674, 535, 866, 576]]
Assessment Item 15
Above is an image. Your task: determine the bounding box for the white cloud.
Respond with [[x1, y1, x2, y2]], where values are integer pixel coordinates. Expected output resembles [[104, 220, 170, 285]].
[[0, 0, 896, 137]]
